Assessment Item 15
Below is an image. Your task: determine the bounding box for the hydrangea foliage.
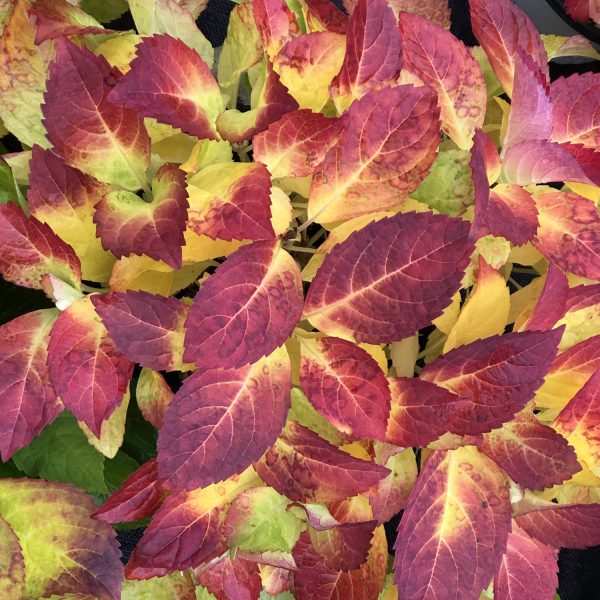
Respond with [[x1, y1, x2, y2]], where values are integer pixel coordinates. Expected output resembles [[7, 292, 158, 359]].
[[0, 0, 599, 598]]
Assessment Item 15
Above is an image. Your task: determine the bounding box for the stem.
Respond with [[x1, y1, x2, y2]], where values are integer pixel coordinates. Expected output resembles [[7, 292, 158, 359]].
[[417, 335, 446, 360], [308, 228, 326, 246], [284, 245, 317, 254], [509, 277, 523, 290], [81, 283, 109, 294]]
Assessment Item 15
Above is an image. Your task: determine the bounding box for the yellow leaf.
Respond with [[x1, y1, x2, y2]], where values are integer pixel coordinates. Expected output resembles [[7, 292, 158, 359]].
[[94, 33, 140, 73]]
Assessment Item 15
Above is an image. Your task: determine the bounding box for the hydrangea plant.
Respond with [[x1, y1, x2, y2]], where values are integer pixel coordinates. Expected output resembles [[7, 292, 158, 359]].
[[0, 0, 600, 598]]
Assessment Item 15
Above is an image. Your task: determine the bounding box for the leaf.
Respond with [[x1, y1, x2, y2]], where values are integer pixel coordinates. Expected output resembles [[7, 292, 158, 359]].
[[544, 34, 600, 61], [225, 486, 303, 553], [28, 145, 115, 282], [195, 556, 262, 600], [468, 0, 548, 97], [292, 525, 388, 600], [387, 0, 450, 27], [532, 191, 600, 281], [184, 241, 304, 370], [254, 421, 389, 502], [12, 412, 106, 494], [515, 503, 600, 549], [299, 336, 391, 440], [128, 0, 213, 66], [394, 446, 511, 600], [386, 377, 466, 447], [136, 368, 174, 429], [399, 13, 486, 150], [92, 291, 189, 372], [551, 73, 600, 148], [273, 32, 346, 112], [304, 211, 473, 344], [253, 0, 298, 60], [158, 347, 291, 491], [0, 514, 24, 598], [0, 0, 50, 148], [420, 329, 562, 435], [121, 571, 196, 600], [303, 0, 349, 34], [109, 35, 222, 139], [94, 162, 189, 270], [186, 162, 274, 242], [0, 479, 122, 599], [126, 468, 259, 574], [80, 0, 128, 23], [494, 523, 558, 600], [480, 408, 580, 491], [94, 458, 164, 524], [253, 110, 343, 179], [0, 202, 82, 291], [0, 309, 62, 461], [329, 0, 401, 113], [307, 85, 440, 224], [47, 296, 134, 436], [524, 263, 569, 333]]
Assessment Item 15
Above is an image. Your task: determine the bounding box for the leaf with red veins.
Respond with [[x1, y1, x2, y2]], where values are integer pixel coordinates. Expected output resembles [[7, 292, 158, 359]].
[[32, 0, 116, 44], [303, 0, 349, 34], [136, 368, 174, 429], [308, 85, 440, 224], [92, 291, 189, 372], [551, 72, 600, 148], [0, 203, 82, 290], [420, 329, 562, 436], [42, 38, 150, 191], [108, 34, 223, 139], [47, 296, 134, 437], [389, 0, 451, 27], [94, 163, 189, 270], [330, 0, 402, 113], [299, 336, 391, 441], [394, 447, 512, 600], [502, 50, 553, 152], [468, 0, 548, 97], [304, 211, 472, 344], [480, 409, 580, 491], [0, 309, 62, 461], [515, 503, 600, 549], [565, 0, 600, 25], [385, 377, 467, 448], [0, 515, 24, 599], [253, 110, 343, 179], [292, 526, 388, 600], [186, 162, 275, 242], [532, 191, 600, 281], [255, 421, 389, 503], [158, 347, 291, 492], [494, 523, 558, 600], [195, 556, 262, 600], [502, 140, 600, 187], [125, 469, 258, 575], [399, 13, 486, 150], [253, 0, 299, 59], [525, 263, 569, 332], [183, 240, 304, 370], [93, 458, 165, 524]]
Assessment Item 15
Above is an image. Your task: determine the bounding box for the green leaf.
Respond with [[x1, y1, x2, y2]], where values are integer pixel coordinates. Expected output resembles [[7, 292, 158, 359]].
[[12, 412, 107, 494], [121, 388, 158, 464], [104, 450, 139, 493], [0, 158, 27, 211], [79, 0, 129, 22], [0, 459, 24, 479]]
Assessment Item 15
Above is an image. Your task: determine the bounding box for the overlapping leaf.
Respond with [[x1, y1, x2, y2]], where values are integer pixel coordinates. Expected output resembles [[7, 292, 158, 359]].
[[253, 0, 298, 60], [195, 556, 262, 600], [135, 368, 174, 429]]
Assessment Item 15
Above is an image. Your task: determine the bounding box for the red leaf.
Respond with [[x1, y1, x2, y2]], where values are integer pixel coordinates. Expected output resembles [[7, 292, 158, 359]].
[[330, 0, 402, 112], [42, 38, 150, 191], [93, 458, 165, 523], [108, 34, 223, 139], [532, 191, 600, 281], [92, 291, 189, 372], [94, 163, 189, 270], [0, 202, 81, 290], [0, 309, 62, 461], [551, 72, 600, 148], [255, 422, 389, 503], [158, 347, 291, 491], [308, 85, 440, 224], [525, 264, 569, 332], [494, 523, 558, 600], [304, 211, 473, 344], [480, 409, 580, 491], [394, 447, 512, 600], [303, 0, 349, 34], [253, 0, 298, 59], [184, 241, 304, 370], [299, 336, 391, 440], [468, 0, 548, 97], [420, 330, 562, 435], [515, 503, 600, 549], [386, 377, 467, 447], [48, 296, 134, 436], [195, 556, 262, 600], [253, 110, 343, 179]]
